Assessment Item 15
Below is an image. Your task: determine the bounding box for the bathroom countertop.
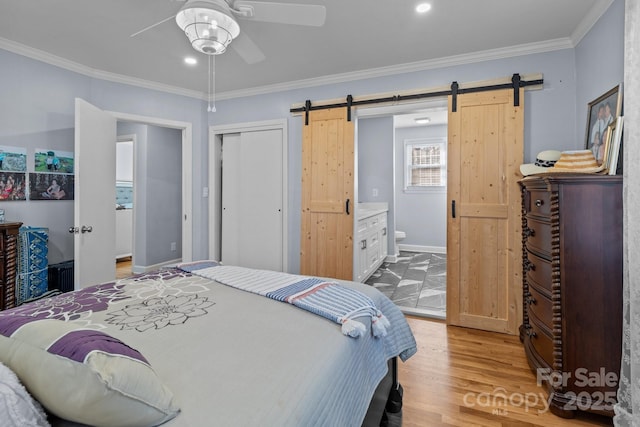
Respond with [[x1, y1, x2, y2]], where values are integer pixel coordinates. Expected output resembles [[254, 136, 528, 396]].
[[357, 202, 388, 220]]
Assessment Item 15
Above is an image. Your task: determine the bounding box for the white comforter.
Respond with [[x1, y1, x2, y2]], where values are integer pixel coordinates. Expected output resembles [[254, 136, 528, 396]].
[[9, 267, 417, 427]]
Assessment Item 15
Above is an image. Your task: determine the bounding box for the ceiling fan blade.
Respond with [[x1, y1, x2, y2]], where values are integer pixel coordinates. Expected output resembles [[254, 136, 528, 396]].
[[233, 1, 326, 27], [232, 32, 266, 64], [130, 14, 177, 38]]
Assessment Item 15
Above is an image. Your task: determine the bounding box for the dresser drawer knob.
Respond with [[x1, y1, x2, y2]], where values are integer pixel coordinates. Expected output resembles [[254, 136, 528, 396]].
[[524, 259, 536, 271], [527, 329, 537, 338], [527, 296, 537, 305], [524, 227, 536, 237], [535, 199, 544, 207]]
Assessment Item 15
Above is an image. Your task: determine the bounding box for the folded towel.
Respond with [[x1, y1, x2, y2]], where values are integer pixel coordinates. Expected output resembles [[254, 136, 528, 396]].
[[177, 261, 390, 338]]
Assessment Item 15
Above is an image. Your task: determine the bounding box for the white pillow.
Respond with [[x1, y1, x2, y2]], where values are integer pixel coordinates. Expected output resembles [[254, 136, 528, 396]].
[[0, 361, 50, 427], [0, 318, 179, 427]]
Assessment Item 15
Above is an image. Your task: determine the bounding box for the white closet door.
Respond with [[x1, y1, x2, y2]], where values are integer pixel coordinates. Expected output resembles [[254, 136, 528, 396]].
[[221, 133, 242, 266], [221, 129, 283, 271]]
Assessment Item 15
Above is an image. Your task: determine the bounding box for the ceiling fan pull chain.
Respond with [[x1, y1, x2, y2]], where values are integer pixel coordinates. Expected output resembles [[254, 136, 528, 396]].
[[208, 54, 216, 113], [207, 54, 211, 112]]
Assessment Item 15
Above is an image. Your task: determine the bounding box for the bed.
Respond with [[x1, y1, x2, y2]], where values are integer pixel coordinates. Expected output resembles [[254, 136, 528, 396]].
[[0, 261, 417, 427]]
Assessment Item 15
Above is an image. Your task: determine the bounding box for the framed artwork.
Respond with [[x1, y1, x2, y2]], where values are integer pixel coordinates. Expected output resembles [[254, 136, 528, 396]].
[[606, 117, 624, 175], [28, 173, 74, 200], [0, 145, 27, 172], [34, 149, 75, 174], [584, 84, 623, 164], [0, 172, 27, 201]]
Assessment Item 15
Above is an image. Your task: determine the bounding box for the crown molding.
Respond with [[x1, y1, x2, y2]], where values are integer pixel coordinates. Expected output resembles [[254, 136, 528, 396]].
[[571, 0, 615, 45], [0, 37, 204, 100], [1, 36, 573, 102], [216, 38, 573, 100]]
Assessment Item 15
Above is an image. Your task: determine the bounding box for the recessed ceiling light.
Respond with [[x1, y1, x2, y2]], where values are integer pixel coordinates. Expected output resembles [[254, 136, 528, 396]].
[[184, 57, 197, 65], [415, 117, 431, 124], [416, 3, 432, 13]]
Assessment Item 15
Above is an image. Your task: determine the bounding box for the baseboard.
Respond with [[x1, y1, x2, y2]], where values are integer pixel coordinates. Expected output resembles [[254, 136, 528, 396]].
[[132, 258, 182, 274], [385, 254, 399, 263], [399, 305, 446, 320], [398, 244, 446, 254], [385, 245, 446, 263]]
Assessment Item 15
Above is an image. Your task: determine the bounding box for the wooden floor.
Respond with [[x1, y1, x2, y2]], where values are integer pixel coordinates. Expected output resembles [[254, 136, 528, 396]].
[[115, 257, 132, 279], [399, 316, 613, 427]]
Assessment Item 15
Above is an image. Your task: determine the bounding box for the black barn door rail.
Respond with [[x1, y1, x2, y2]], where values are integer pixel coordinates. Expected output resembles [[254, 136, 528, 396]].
[[292, 73, 543, 124]]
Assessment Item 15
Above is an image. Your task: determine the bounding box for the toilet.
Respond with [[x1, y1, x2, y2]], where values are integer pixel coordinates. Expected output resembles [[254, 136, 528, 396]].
[[395, 230, 406, 256]]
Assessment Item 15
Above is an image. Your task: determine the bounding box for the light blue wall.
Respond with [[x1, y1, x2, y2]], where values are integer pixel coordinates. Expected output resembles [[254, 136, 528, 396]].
[[145, 125, 182, 266], [394, 125, 447, 249], [0, 49, 206, 264], [357, 116, 395, 254], [575, 0, 625, 148], [358, 116, 394, 205], [0, 0, 624, 273], [0, 50, 90, 263]]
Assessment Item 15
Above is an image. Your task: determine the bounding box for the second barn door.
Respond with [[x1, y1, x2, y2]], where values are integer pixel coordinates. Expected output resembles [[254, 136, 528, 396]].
[[447, 88, 524, 334]]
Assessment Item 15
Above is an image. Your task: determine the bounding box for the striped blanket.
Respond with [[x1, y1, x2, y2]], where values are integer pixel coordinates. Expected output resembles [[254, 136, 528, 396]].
[[178, 261, 390, 339]]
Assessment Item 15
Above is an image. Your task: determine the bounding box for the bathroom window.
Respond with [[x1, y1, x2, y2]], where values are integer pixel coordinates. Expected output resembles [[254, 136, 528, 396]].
[[404, 138, 446, 191]]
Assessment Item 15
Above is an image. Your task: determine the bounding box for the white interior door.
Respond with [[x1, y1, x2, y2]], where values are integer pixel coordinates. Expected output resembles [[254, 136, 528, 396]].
[[221, 129, 283, 271], [74, 98, 116, 288]]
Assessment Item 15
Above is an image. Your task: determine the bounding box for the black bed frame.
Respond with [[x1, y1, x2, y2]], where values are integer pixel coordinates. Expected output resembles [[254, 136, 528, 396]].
[[361, 357, 403, 427]]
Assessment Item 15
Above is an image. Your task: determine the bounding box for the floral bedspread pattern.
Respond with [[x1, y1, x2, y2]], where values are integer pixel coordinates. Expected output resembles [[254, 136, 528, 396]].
[[106, 294, 214, 332], [0, 268, 216, 332]]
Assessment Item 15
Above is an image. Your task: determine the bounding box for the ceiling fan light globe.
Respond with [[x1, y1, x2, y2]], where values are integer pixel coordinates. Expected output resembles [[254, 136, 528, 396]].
[[197, 40, 227, 55], [176, 2, 240, 55], [186, 23, 233, 54]]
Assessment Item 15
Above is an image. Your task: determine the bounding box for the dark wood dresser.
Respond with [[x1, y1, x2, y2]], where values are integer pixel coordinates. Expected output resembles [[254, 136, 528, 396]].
[[519, 175, 622, 418], [0, 221, 22, 311]]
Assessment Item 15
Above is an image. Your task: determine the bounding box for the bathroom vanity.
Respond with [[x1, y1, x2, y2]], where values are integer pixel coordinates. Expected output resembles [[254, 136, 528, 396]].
[[354, 203, 388, 282]]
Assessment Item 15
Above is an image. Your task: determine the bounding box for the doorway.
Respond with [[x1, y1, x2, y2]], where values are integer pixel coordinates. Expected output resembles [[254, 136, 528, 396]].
[[115, 121, 183, 275], [115, 136, 135, 278], [356, 100, 448, 319], [74, 100, 192, 288], [112, 110, 193, 265]]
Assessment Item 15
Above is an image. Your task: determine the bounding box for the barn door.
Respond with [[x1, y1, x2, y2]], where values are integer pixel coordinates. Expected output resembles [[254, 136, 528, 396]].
[[300, 108, 354, 280], [447, 88, 524, 334]]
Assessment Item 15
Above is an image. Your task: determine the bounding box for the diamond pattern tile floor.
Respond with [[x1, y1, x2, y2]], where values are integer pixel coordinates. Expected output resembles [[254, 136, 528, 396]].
[[365, 251, 446, 319]]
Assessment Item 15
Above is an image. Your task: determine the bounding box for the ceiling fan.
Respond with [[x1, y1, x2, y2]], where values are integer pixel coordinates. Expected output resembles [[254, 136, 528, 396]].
[[131, 0, 326, 64]]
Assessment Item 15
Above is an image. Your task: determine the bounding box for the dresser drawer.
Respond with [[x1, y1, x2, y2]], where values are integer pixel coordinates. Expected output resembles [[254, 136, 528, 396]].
[[528, 315, 554, 366], [527, 284, 553, 330], [525, 190, 551, 217], [524, 218, 552, 257], [525, 251, 552, 293]]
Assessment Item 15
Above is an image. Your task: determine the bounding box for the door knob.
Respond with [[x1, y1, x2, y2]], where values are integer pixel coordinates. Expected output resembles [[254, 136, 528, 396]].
[[81, 225, 93, 233], [68, 226, 79, 234]]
